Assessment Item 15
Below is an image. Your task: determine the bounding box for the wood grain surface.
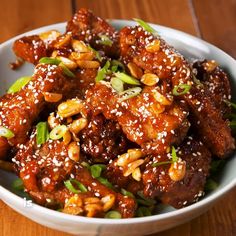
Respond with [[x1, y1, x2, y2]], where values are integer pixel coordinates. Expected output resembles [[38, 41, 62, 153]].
[[0, 0, 235, 235]]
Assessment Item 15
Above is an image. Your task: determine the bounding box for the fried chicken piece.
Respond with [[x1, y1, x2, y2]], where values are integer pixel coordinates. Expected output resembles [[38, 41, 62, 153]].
[[66, 8, 119, 58], [0, 64, 81, 160], [14, 136, 136, 218], [13, 35, 47, 64], [193, 60, 231, 117], [85, 82, 190, 155], [79, 114, 130, 163], [185, 86, 235, 158], [142, 136, 211, 208]]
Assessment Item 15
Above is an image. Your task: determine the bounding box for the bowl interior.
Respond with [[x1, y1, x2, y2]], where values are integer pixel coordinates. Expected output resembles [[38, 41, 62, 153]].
[[0, 20, 235, 220]]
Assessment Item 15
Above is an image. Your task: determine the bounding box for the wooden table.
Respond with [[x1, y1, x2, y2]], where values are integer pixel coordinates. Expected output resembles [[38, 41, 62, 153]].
[[0, 0, 235, 235]]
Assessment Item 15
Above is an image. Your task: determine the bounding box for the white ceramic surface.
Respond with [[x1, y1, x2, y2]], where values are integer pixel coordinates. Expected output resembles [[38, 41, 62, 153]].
[[0, 20, 236, 236]]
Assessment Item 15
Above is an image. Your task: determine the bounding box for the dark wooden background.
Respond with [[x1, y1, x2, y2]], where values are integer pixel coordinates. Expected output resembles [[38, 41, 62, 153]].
[[0, 0, 236, 235]]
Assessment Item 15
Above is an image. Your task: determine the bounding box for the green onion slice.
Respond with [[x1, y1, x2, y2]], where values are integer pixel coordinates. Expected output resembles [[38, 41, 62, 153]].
[[81, 161, 91, 170], [111, 77, 124, 93], [171, 146, 178, 162], [64, 179, 87, 193], [36, 122, 49, 145], [88, 45, 102, 62], [133, 18, 158, 36], [114, 72, 140, 85], [98, 34, 113, 46], [119, 87, 142, 102], [90, 164, 106, 178], [105, 210, 122, 219], [172, 84, 191, 96], [59, 63, 75, 78], [39, 57, 61, 65], [223, 99, 236, 110], [97, 177, 114, 189], [230, 120, 236, 127], [111, 60, 125, 72], [49, 125, 67, 140], [152, 161, 172, 167], [95, 61, 110, 82], [121, 188, 135, 198], [205, 179, 218, 192], [137, 191, 156, 206], [7, 76, 31, 94], [12, 178, 24, 191], [0, 126, 15, 139], [136, 206, 152, 217]]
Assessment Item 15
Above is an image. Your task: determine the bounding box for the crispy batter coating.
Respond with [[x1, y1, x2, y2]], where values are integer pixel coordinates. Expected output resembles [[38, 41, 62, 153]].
[[142, 136, 211, 208], [13, 35, 47, 64], [80, 114, 130, 163], [14, 136, 136, 218], [0, 64, 81, 160], [85, 82, 190, 155], [66, 8, 119, 58]]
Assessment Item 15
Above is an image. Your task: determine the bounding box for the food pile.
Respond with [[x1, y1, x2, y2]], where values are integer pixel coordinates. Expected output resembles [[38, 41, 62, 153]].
[[0, 8, 235, 218]]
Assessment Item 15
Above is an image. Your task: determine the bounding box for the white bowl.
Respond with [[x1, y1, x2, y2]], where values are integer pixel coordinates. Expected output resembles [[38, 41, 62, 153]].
[[0, 20, 236, 236]]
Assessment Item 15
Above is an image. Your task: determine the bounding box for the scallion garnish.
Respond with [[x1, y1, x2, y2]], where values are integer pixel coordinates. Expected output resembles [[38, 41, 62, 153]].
[[90, 164, 106, 178], [119, 87, 142, 102], [36, 122, 49, 145], [95, 61, 110, 82], [39, 57, 75, 78], [12, 178, 24, 191], [64, 179, 87, 193], [152, 146, 178, 167], [205, 178, 218, 192], [121, 188, 135, 198], [7, 76, 31, 93], [223, 99, 236, 110], [88, 45, 102, 61], [230, 120, 236, 127], [81, 161, 91, 170], [192, 74, 203, 87], [136, 191, 156, 206], [114, 72, 140, 85], [105, 210, 122, 219], [97, 177, 114, 189], [39, 57, 61, 65], [133, 18, 158, 36], [98, 34, 113, 46], [0, 126, 15, 139], [49, 125, 67, 140], [136, 206, 152, 217], [111, 60, 125, 72], [172, 84, 191, 96], [111, 77, 124, 93], [59, 63, 75, 78]]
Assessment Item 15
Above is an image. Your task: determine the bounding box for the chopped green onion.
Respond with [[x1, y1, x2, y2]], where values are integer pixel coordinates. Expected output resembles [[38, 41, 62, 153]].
[[137, 191, 156, 206], [95, 61, 110, 82], [205, 179, 218, 192], [119, 87, 142, 102], [111, 60, 125, 72], [121, 188, 135, 198], [49, 125, 67, 140], [223, 99, 236, 110], [171, 146, 178, 162], [111, 77, 124, 93], [97, 177, 114, 189], [114, 72, 140, 85], [12, 178, 24, 191], [136, 206, 152, 217], [39, 57, 61, 65], [230, 120, 236, 127], [59, 63, 75, 78], [7, 76, 31, 93], [105, 210, 122, 219], [64, 179, 87, 193], [98, 34, 113, 46], [81, 161, 91, 170], [172, 84, 191, 96], [133, 18, 158, 36], [0, 126, 15, 139], [192, 74, 203, 87], [88, 45, 102, 61], [36, 122, 49, 145], [152, 161, 172, 167], [90, 164, 106, 178]]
